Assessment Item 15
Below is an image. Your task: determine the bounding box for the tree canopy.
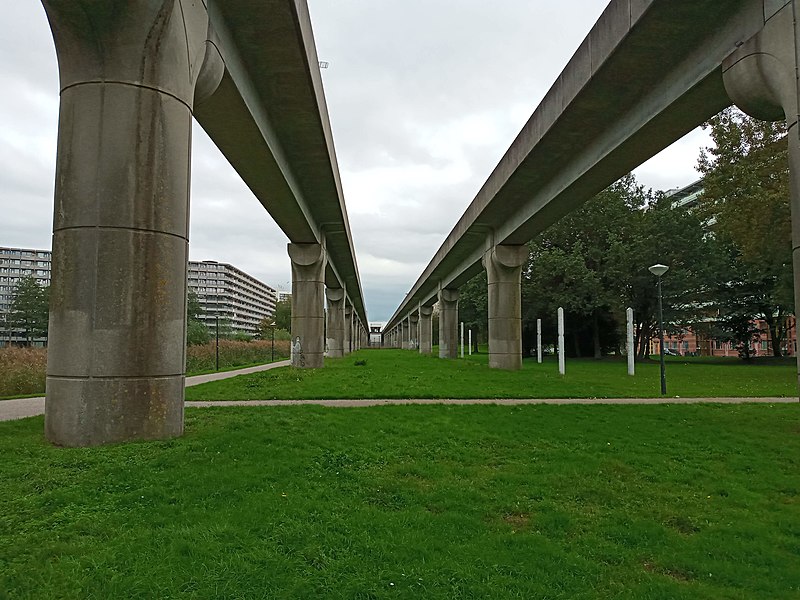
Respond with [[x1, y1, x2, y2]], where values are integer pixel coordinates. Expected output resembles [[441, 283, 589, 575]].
[[9, 276, 50, 344], [698, 107, 792, 356]]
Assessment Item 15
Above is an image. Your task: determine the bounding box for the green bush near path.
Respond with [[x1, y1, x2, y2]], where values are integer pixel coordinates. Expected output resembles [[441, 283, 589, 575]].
[[185, 349, 798, 401], [2, 404, 799, 598]]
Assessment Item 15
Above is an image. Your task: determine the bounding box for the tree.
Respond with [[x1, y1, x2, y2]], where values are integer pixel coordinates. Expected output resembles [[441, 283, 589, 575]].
[[458, 271, 488, 352], [9, 276, 49, 344], [521, 174, 713, 360], [698, 107, 792, 355], [273, 298, 291, 331], [186, 290, 210, 345]]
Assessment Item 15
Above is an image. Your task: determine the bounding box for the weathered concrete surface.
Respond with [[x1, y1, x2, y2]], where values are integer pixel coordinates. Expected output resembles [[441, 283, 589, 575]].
[[41, 0, 226, 447], [289, 243, 326, 368], [419, 305, 433, 354], [722, 1, 800, 390], [1, 360, 292, 423], [409, 313, 419, 350], [344, 304, 352, 354], [325, 287, 345, 358], [484, 245, 529, 370], [384, 0, 770, 336], [438, 289, 459, 359]]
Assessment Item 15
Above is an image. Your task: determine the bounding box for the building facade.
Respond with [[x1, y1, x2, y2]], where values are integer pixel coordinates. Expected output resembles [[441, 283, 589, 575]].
[[188, 261, 276, 336], [1, 246, 276, 344], [0, 246, 52, 346]]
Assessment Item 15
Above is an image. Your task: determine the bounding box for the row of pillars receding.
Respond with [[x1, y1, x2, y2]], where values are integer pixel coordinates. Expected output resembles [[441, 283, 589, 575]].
[[289, 242, 369, 369], [385, 244, 529, 370]]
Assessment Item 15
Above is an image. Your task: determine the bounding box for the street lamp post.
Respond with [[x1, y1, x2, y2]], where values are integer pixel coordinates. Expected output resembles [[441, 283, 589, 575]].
[[649, 264, 670, 395]]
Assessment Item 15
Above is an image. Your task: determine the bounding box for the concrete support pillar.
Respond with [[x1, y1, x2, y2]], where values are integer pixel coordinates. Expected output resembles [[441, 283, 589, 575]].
[[344, 305, 352, 355], [325, 287, 345, 358], [723, 4, 800, 394], [483, 244, 529, 370], [409, 313, 419, 350], [419, 305, 433, 354], [438, 288, 459, 359], [42, 1, 224, 447], [289, 243, 327, 368]]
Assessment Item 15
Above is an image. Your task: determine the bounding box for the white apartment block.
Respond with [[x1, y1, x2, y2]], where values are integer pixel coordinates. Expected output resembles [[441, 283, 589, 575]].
[[188, 261, 277, 335], [0, 246, 277, 344], [0, 246, 52, 346]]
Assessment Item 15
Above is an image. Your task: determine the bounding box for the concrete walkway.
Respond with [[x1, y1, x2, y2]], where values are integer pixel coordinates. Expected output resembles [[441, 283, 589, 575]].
[[0, 360, 291, 422], [1, 392, 796, 424], [186, 397, 798, 408]]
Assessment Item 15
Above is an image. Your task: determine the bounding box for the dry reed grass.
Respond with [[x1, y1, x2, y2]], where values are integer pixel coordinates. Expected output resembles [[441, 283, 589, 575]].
[[0, 347, 47, 397], [0, 340, 290, 398]]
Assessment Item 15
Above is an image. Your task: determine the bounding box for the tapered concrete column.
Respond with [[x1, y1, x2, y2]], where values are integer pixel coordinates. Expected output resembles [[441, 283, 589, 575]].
[[409, 313, 419, 350], [42, 1, 224, 447], [723, 4, 800, 393], [289, 243, 327, 368], [483, 245, 529, 370], [438, 288, 459, 358], [325, 288, 345, 358], [419, 305, 433, 354], [344, 305, 352, 354]]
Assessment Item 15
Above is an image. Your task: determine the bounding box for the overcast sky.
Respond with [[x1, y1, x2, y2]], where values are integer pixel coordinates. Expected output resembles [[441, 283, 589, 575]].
[[0, 1, 709, 323]]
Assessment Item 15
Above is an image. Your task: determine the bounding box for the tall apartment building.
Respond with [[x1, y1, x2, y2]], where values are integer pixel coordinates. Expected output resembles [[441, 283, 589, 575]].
[[0, 246, 276, 344], [188, 261, 276, 335], [0, 246, 52, 346]]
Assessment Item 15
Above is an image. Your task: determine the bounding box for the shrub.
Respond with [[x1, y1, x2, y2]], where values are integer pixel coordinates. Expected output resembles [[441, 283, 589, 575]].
[[0, 339, 290, 398], [185, 339, 290, 373], [0, 346, 47, 397]]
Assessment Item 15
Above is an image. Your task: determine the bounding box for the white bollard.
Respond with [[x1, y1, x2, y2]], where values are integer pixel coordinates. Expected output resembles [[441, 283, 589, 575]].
[[468, 329, 472, 355], [558, 307, 565, 375], [537, 318, 542, 364], [460, 321, 465, 358], [626, 307, 635, 376]]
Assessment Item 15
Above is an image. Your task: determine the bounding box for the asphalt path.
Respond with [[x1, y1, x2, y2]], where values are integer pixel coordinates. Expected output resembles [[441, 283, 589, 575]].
[[2, 358, 796, 422]]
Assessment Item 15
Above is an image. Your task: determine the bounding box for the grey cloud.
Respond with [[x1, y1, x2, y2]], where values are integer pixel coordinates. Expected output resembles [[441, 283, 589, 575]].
[[2, 1, 708, 324]]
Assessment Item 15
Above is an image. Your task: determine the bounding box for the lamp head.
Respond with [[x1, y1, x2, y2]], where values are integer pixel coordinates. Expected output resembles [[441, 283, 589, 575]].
[[649, 264, 669, 277]]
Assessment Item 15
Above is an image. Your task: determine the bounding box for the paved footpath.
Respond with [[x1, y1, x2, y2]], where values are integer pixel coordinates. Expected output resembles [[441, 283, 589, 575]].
[[0, 360, 291, 422], [1, 366, 796, 423]]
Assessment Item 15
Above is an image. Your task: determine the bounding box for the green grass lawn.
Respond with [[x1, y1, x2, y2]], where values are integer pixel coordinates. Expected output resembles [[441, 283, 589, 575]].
[[184, 349, 798, 401], [2, 403, 799, 598]]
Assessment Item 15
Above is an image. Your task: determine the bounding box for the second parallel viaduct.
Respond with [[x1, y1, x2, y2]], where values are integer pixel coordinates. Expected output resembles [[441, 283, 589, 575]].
[[383, 0, 800, 390]]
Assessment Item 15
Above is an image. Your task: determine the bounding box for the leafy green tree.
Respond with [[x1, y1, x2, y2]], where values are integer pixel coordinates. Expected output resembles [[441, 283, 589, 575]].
[[9, 276, 49, 344], [698, 107, 792, 355], [458, 271, 488, 352], [186, 290, 210, 345], [273, 298, 291, 331], [521, 175, 712, 360]]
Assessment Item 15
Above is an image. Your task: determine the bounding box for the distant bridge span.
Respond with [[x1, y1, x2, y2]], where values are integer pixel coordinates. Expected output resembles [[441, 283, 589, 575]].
[[384, 0, 800, 385]]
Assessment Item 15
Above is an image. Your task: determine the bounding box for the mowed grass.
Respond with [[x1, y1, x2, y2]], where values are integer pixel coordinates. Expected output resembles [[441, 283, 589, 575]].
[[1, 404, 799, 598], [184, 349, 798, 401]]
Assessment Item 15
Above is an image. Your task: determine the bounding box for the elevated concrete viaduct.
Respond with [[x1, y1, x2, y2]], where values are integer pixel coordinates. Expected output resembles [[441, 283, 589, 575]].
[[41, 0, 367, 446], [384, 0, 800, 389]]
